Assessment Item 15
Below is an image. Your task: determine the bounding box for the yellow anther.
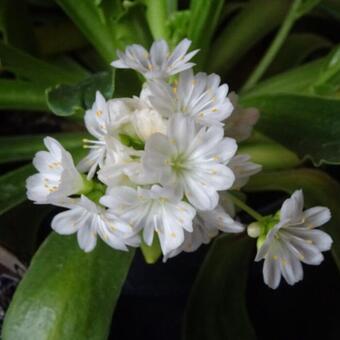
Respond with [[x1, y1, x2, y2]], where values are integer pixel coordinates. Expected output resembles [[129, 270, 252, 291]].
[[96, 110, 102, 117]]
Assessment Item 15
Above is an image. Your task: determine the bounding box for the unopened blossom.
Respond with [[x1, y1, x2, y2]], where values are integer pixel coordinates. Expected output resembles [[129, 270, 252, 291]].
[[26, 137, 83, 205], [165, 205, 244, 260], [111, 39, 198, 79], [255, 190, 332, 289], [224, 92, 259, 142], [131, 86, 167, 140], [148, 69, 233, 126], [101, 185, 196, 256], [51, 195, 139, 252], [78, 91, 134, 178], [143, 115, 237, 211]]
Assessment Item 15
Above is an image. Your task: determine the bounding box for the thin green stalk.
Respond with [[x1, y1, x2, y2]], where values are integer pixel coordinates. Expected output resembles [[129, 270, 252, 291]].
[[229, 194, 263, 221], [145, 0, 169, 40], [242, 0, 301, 91]]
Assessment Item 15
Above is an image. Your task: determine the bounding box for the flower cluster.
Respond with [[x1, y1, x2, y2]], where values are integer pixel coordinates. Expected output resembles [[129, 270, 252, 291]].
[[26, 38, 332, 289]]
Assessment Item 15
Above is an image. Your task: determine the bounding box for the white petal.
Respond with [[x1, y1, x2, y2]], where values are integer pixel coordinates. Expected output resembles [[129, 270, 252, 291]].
[[77, 223, 97, 252], [263, 256, 281, 289], [303, 207, 331, 228], [280, 190, 304, 223]]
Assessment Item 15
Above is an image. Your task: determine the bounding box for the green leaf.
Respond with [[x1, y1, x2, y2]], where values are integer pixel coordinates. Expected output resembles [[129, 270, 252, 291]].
[[245, 168, 340, 269], [0, 80, 48, 111], [242, 47, 340, 98], [184, 235, 256, 340], [187, 0, 224, 67], [266, 33, 332, 76], [0, 164, 34, 216], [209, 0, 290, 74], [321, 0, 340, 21], [294, 0, 322, 18], [313, 46, 340, 95], [35, 21, 88, 56], [0, 42, 83, 85], [238, 141, 301, 171], [166, 10, 190, 47], [46, 70, 115, 117], [55, 0, 117, 62], [241, 94, 340, 166], [2, 233, 135, 340], [0, 0, 37, 53], [144, 0, 169, 40], [0, 132, 86, 164]]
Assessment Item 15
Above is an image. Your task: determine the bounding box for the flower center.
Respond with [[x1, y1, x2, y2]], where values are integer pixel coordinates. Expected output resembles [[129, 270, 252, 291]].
[[165, 153, 188, 173]]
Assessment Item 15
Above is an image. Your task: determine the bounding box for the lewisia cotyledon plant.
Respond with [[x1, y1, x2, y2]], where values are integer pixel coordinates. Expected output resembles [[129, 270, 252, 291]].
[[26, 38, 332, 288]]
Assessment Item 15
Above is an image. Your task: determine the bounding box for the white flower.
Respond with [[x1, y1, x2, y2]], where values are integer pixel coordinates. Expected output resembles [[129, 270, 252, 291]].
[[165, 205, 244, 260], [229, 154, 262, 190], [26, 137, 83, 205], [224, 92, 259, 142], [100, 185, 196, 256], [147, 69, 233, 126], [143, 115, 237, 211], [111, 39, 198, 79], [78, 91, 133, 178], [51, 195, 139, 252], [255, 190, 332, 289]]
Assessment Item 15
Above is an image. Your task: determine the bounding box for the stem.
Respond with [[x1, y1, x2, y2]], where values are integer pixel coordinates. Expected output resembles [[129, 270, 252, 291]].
[[242, 0, 301, 91], [229, 194, 263, 221], [145, 0, 169, 40]]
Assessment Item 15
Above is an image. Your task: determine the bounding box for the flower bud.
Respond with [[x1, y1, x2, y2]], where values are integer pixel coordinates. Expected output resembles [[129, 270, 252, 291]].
[[247, 222, 261, 238], [132, 108, 167, 141]]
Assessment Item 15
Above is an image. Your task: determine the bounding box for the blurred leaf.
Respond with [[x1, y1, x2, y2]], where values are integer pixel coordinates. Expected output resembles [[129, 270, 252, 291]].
[[187, 0, 224, 67], [0, 79, 48, 111], [0, 164, 34, 216], [266, 33, 332, 76], [0, 132, 86, 164], [243, 47, 340, 98], [313, 46, 340, 95], [246, 168, 340, 269], [46, 70, 115, 117], [49, 56, 90, 80], [321, 0, 340, 20], [239, 141, 301, 170], [166, 10, 190, 47], [185, 235, 256, 340], [2, 233, 135, 340], [55, 0, 117, 62], [114, 3, 152, 48], [0, 42, 83, 85], [35, 21, 88, 56], [242, 94, 340, 166], [0, 0, 36, 52], [294, 0, 321, 18], [210, 0, 290, 74], [144, 0, 169, 39]]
